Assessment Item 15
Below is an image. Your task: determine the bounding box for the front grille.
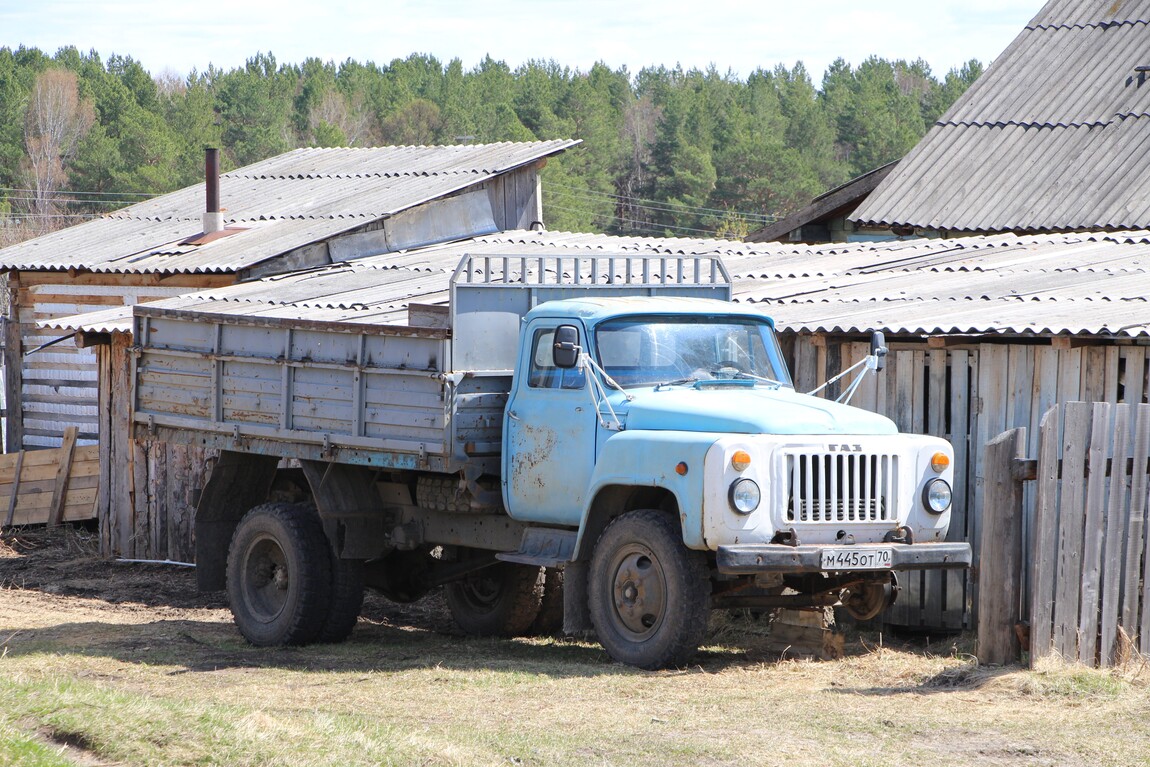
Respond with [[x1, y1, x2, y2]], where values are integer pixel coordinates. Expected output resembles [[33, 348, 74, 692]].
[[784, 450, 898, 523]]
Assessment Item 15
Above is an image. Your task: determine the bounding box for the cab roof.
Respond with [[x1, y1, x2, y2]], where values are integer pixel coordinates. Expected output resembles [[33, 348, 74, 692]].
[[524, 295, 776, 327]]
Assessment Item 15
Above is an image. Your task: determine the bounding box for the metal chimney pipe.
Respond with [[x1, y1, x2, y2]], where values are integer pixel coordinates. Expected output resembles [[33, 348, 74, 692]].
[[203, 147, 224, 234]]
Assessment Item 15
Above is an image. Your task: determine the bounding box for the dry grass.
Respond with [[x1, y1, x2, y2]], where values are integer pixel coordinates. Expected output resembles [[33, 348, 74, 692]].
[[2, 527, 1150, 766]]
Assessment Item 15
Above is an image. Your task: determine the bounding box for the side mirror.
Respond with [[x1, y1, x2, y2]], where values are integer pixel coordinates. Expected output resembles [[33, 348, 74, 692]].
[[870, 330, 888, 371], [553, 325, 581, 369]]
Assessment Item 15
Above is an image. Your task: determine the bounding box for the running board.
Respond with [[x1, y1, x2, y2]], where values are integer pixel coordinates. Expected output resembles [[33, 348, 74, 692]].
[[495, 528, 577, 568]]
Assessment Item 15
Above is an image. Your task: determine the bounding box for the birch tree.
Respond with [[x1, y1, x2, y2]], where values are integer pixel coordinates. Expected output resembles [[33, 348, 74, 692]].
[[20, 68, 94, 227]]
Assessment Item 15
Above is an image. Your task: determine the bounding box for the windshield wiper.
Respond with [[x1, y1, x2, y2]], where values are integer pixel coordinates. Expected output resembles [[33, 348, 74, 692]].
[[724, 370, 787, 388], [653, 377, 699, 390]]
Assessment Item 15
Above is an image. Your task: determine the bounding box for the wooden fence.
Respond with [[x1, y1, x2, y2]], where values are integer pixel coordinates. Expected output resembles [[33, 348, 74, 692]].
[[978, 402, 1150, 667]]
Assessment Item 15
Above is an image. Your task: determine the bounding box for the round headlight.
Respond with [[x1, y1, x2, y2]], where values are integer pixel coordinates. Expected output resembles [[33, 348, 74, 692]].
[[922, 478, 952, 513], [729, 478, 761, 514]]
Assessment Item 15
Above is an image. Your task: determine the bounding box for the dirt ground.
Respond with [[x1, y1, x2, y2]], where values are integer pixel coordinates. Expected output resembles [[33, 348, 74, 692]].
[[0, 524, 455, 638], [3, 525, 1150, 767]]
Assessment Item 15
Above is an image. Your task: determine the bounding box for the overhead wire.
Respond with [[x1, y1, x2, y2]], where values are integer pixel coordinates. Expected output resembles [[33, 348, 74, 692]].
[[543, 180, 779, 225], [542, 183, 779, 240]]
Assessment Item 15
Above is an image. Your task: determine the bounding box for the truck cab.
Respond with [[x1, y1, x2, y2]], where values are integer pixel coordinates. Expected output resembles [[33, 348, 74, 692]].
[[502, 296, 968, 668]]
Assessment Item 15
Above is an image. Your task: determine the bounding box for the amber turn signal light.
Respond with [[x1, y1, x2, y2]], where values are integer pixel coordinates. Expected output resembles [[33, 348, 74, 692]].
[[731, 450, 751, 471], [930, 452, 950, 472]]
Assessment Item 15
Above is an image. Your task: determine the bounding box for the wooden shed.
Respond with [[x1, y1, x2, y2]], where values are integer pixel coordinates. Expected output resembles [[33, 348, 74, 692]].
[[5, 139, 577, 552], [65, 227, 1150, 629]]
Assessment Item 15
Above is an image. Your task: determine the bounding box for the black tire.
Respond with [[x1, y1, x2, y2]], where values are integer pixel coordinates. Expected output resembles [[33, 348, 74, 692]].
[[287, 502, 364, 645], [530, 567, 565, 636], [317, 554, 365, 643], [365, 548, 436, 603], [445, 561, 543, 637], [589, 509, 711, 669], [226, 502, 333, 646], [416, 474, 471, 513]]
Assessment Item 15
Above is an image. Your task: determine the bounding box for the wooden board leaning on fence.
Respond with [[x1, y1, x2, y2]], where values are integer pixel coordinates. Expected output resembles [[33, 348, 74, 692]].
[[0, 426, 98, 528]]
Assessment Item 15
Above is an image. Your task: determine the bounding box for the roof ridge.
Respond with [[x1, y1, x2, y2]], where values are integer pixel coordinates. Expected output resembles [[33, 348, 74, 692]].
[[937, 113, 1150, 130], [1028, 18, 1150, 31], [936, 119, 1114, 129]]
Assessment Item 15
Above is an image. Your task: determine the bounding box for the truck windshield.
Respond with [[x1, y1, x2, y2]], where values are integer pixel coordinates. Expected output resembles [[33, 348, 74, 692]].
[[594, 316, 793, 389]]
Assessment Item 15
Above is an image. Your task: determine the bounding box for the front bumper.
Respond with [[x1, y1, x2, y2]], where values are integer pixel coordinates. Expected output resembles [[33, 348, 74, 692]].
[[716, 541, 972, 575]]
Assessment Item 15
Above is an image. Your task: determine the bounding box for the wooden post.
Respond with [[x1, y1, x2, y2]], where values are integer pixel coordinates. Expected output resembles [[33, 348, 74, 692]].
[[3, 280, 24, 453], [3, 449, 24, 527], [977, 427, 1026, 665]]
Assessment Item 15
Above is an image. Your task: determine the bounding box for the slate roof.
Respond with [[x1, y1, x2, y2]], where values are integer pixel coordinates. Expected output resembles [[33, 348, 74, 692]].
[[49, 229, 1150, 339], [852, 0, 1150, 233], [0, 141, 578, 275]]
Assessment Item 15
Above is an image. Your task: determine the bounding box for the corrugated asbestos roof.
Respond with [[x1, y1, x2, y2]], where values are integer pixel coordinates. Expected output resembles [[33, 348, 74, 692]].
[[853, 0, 1150, 233], [46, 229, 1150, 339], [0, 140, 578, 274]]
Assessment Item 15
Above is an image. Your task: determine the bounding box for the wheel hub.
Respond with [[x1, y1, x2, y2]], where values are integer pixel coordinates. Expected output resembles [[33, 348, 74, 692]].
[[611, 550, 666, 637]]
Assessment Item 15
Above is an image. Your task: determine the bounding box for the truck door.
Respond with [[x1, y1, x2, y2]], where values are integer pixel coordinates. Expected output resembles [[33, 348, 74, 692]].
[[503, 321, 596, 526]]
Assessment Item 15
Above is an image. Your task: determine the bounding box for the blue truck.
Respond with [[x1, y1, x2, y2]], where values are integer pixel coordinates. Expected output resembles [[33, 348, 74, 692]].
[[132, 253, 970, 669]]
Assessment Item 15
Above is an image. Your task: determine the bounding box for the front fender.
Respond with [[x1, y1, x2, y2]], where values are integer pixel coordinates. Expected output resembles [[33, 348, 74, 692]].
[[573, 430, 720, 555]]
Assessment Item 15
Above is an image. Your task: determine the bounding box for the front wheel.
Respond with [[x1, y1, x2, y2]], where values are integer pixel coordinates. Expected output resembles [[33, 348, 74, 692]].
[[588, 510, 711, 669]]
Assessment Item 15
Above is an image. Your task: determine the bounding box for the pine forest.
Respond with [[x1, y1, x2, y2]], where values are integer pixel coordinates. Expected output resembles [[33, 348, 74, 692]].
[[0, 46, 983, 245]]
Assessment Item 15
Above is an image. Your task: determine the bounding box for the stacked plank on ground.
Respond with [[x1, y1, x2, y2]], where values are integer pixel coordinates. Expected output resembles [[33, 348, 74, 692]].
[[0, 426, 98, 527]]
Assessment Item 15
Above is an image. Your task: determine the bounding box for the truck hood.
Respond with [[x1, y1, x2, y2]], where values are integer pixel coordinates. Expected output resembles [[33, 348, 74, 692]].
[[620, 385, 898, 435]]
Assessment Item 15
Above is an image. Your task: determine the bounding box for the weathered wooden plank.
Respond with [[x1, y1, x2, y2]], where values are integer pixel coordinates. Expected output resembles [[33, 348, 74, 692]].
[[1056, 347, 1082, 404], [1029, 405, 1061, 664], [978, 427, 1026, 665], [1123, 347, 1147, 406], [46, 426, 79, 527], [1102, 347, 1122, 404], [894, 350, 915, 433], [0, 455, 98, 484], [1099, 404, 1130, 667], [1133, 404, 1150, 655], [96, 344, 113, 554], [922, 348, 948, 628], [793, 337, 819, 397], [1006, 346, 1035, 431], [3, 450, 24, 528], [1081, 347, 1107, 404], [4, 289, 25, 452], [1053, 402, 1090, 660], [972, 345, 1009, 626], [948, 350, 972, 626], [1077, 402, 1110, 664], [132, 440, 150, 559], [111, 335, 135, 557], [7, 489, 100, 526]]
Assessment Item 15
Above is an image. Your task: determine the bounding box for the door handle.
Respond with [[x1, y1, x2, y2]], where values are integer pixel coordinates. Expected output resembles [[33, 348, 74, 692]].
[[507, 410, 520, 421]]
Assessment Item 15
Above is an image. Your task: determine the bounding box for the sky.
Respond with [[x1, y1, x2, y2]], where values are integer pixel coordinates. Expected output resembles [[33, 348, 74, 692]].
[[3, 0, 1041, 82]]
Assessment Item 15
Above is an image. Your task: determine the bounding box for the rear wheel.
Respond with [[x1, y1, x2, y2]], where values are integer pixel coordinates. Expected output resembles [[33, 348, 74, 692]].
[[588, 509, 711, 669], [530, 567, 565, 636], [317, 554, 365, 643], [226, 502, 332, 646], [445, 560, 543, 637]]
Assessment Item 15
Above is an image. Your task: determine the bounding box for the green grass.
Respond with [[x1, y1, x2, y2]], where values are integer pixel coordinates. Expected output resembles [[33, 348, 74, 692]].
[[4, 641, 1150, 767]]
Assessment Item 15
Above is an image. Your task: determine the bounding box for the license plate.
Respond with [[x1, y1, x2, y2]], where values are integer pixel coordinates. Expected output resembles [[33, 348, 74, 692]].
[[820, 546, 892, 571]]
